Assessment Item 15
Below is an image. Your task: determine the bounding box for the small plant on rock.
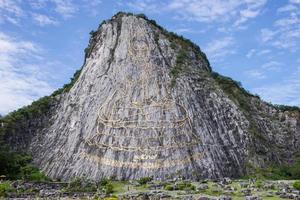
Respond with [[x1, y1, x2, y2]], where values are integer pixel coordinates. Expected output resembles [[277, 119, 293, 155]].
[[137, 177, 153, 185], [164, 184, 174, 191], [0, 182, 11, 197], [293, 181, 300, 190], [65, 176, 97, 192], [98, 178, 114, 195]]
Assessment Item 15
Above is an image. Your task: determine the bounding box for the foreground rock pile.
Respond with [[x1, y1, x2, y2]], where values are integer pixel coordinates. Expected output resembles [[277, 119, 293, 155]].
[[2, 179, 300, 200]]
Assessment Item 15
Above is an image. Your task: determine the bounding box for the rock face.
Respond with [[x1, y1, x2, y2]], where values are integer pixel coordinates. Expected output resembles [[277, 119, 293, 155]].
[[3, 13, 300, 181]]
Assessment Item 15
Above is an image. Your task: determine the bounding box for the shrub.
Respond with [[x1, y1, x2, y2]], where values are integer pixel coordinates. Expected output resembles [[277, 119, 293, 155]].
[[293, 181, 300, 190], [65, 176, 97, 192], [0, 182, 11, 197], [164, 185, 174, 191], [21, 164, 49, 181], [100, 178, 110, 186], [137, 177, 153, 185], [103, 182, 114, 195], [169, 49, 188, 87], [176, 182, 195, 191], [254, 180, 263, 188], [177, 182, 187, 190], [97, 178, 114, 195]]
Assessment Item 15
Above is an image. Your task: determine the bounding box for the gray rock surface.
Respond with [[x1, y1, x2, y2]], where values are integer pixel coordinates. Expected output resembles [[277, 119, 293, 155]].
[[4, 13, 300, 181]]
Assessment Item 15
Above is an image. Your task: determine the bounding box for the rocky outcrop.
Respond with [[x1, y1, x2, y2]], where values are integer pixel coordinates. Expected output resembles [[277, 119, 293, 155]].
[[3, 13, 300, 181]]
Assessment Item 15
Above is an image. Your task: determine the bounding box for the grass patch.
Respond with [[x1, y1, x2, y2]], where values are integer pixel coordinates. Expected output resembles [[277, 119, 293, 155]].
[[293, 181, 300, 190], [0, 181, 12, 197], [111, 181, 127, 194], [137, 176, 153, 185]]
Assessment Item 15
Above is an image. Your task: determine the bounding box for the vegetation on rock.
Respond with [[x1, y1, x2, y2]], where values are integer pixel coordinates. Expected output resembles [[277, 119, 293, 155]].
[[0, 182, 11, 197], [64, 176, 97, 193], [170, 49, 188, 87], [164, 181, 196, 191], [137, 177, 153, 185], [293, 181, 300, 190]]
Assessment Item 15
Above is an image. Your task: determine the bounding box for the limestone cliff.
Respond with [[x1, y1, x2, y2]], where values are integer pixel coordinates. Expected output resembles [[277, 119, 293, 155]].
[[2, 13, 300, 181]]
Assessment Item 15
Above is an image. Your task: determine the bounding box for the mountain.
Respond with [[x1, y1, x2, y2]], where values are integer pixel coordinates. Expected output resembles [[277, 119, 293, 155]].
[[1, 12, 300, 181]]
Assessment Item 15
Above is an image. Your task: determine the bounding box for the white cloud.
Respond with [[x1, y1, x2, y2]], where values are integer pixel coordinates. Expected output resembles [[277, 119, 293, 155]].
[[261, 61, 281, 71], [32, 13, 58, 26], [261, 2, 300, 51], [261, 28, 277, 42], [0, 0, 78, 25], [234, 0, 267, 27], [246, 69, 266, 79], [245, 60, 281, 80], [127, 0, 161, 13], [257, 49, 271, 55], [277, 4, 298, 13], [204, 37, 235, 61], [28, 0, 47, 9], [274, 14, 300, 27], [253, 70, 300, 106], [167, 0, 240, 22], [172, 27, 206, 34], [246, 49, 256, 58], [0, 0, 24, 24], [251, 65, 300, 106], [82, 0, 102, 16], [50, 0, 77, 18], [290, 0, 300, 4], [0, 32, 53, 115], [127, 0, 267, 26], [247, 49, 271, 58]]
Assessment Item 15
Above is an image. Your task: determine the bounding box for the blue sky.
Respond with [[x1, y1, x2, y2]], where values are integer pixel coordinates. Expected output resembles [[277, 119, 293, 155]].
[[1, 0, 300, 114]]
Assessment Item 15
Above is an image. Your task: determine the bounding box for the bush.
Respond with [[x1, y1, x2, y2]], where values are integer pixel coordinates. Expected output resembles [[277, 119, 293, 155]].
[[164, 185, 174, 191], [137, 177, 153, 185], [0, 182, 11, 197], [177, 182, 187, 190], [293, 181, 300, 190], [176, 182, 195, 191], [103, 182, 114, 195], [100, 178, 109, 186], [254, 180, 263, 188], [20, 164, 49, 181], [97, 178, 114, 195], [65, 176, 97, 192]]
